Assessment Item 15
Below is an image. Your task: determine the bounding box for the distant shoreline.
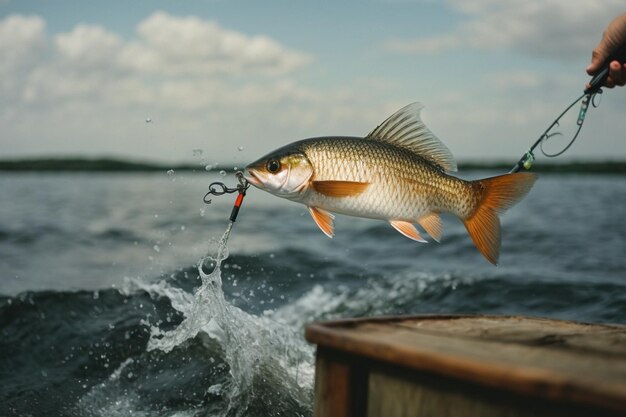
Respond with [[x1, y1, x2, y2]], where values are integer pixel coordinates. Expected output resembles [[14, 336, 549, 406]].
[[1, 157, 625, 174]]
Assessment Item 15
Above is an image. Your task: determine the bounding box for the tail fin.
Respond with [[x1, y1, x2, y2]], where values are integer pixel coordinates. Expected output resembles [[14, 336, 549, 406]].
[[464, 172, 536, 265]]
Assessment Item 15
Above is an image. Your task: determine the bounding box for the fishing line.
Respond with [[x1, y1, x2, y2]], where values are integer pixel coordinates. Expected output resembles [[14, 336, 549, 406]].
[[511, 91, 592, 173], [511, 44, 626, 173]]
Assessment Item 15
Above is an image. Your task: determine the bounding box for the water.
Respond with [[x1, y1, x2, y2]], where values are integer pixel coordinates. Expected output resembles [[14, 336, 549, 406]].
[[1, 171, 625, 416]]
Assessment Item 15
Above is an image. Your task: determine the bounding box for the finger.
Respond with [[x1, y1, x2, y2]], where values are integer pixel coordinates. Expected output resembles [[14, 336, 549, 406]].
[[608, 61, 620, 85], [587, 50, 602, 74], [609, 61, 626, 87], [605, 75, 616, 89], [606, 61, 626, 88], [587, 41, 610, 75], [586, 50, 604, 74], [619, 63, 626, 87]]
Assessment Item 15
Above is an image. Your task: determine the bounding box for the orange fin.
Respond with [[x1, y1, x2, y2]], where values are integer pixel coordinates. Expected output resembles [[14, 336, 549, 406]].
[[309, 207, 335, 238], [389, 220, 427, 243], [464, 172, 536, 265], [418, 212, 443, 242], [312, 181, 369, 198]]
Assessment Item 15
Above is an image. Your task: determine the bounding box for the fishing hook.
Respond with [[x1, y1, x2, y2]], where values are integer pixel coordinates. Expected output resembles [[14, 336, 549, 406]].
[[203, 171, 251, 222]]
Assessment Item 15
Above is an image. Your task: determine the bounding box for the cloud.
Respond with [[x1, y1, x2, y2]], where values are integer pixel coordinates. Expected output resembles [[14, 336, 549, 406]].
[[1, 12, 318, 109], [0, 14, 45, 73], [0, 12, 390, 163], [121, 11, 311, 76], [55, 25, 124, 70], [384, 0, 625, 59], [4, 8, 622, 165], [48, 11, 311, 78], [0, 15, 47, 106]]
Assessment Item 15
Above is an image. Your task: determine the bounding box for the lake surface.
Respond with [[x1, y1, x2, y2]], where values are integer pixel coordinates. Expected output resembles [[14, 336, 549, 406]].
[[1, 171, 625, 416]]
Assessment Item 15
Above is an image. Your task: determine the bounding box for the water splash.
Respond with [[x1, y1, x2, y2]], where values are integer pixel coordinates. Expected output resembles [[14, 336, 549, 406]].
[[148, 223, 233, 351], [147, 223, 313, 416]]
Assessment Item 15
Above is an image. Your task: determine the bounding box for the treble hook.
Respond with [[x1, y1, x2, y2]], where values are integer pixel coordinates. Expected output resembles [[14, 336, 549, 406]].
[[203, 171, 251, 222]]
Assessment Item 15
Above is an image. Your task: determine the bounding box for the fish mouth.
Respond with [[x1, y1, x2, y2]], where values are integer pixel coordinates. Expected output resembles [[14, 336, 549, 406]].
[[244, 168, 262, 188]]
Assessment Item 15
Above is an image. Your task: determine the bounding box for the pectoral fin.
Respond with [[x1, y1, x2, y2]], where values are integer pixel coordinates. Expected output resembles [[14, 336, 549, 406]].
[[389, 220, 427, 243], [418, 212, 443, 242], [312, 181, 370, 198], [309, 207, 335, 238]]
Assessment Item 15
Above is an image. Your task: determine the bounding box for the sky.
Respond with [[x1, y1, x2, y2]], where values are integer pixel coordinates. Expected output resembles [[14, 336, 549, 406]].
[[1, 0, 625, 167]]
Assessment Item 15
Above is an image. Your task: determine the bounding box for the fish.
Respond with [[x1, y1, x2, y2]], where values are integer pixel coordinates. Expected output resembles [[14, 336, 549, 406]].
[[244, 103, 536, 265]]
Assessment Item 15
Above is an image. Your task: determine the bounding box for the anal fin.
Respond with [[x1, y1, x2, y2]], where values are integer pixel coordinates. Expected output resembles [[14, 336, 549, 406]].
[[418, 212, 443, 242], [309, 207, 335, 238], [389, 220, 427, 243]]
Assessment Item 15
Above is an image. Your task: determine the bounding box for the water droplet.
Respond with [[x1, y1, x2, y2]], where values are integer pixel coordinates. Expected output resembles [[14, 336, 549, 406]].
[[233, 166, 238, 171], [269, 253, 275, 259], [192, 149, 203, 156], [205, 164, 213, 171], [145, 117, 152, 123], [180, 225, 186, 231], [238, 146, 244, 151], [153, 245, 160, 252], [219, 170, 226, 177], [166, 169, 175, 176]]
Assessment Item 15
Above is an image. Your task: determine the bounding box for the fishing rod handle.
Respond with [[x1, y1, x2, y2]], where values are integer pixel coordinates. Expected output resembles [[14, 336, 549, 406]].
[[585, 43, 626, 94]]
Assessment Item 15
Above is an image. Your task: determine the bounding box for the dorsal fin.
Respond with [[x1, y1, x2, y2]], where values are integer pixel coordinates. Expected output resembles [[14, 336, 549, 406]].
[[365, 103, 457, 172]]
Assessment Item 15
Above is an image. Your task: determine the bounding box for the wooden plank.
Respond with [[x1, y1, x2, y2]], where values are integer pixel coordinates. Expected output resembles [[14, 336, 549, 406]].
[[313, 350, 368, 417], [305, 315, 626, 413], [314, 354, 351, 417], [368, 371, 539, 417], [395, 316, 626, 356], [366, 369, 597, 417]]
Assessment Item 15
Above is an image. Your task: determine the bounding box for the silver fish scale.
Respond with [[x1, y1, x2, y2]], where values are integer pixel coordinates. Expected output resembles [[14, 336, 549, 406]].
[[297, 137, 476, 221]]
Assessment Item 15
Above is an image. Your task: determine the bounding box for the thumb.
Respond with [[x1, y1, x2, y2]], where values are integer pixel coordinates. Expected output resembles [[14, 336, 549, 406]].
[[587, 44, 610, 75]]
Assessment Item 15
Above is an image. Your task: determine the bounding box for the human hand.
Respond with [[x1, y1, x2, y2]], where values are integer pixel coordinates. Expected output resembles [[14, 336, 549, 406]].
[[586, 12, 626, 89]]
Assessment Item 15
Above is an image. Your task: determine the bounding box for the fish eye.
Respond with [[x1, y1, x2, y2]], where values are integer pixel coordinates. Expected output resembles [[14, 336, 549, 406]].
[[266, 159, 281, 173]]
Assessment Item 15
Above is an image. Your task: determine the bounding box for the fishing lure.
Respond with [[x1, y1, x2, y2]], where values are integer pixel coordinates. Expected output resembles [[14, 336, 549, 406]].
[[204, 171, 250, 223]]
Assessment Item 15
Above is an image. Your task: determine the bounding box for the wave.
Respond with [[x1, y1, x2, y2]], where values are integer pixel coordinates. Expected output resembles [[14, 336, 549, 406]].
[[2, 256, 625, 416]]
